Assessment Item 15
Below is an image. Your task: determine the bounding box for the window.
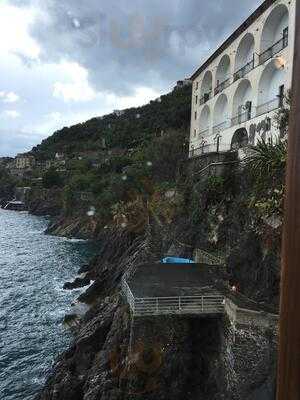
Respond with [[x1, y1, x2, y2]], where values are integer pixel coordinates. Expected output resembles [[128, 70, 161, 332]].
[[195, 95, 198, 105], [195, 82, 199, 90], [283, 27, 289, 47], [246, 101, 252, 120], [193, 129, 197, 137], [194, 111, 197, 120], [278, 84, 285, 107]]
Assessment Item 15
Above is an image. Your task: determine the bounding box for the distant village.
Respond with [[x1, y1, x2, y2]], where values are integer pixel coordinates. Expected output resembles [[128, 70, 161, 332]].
[[0, 146, 121, 183], [0, 76, 192, 187]]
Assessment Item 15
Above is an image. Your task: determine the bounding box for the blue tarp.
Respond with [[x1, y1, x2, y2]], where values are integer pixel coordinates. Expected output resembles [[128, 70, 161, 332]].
[[161, 257, 195, 264]]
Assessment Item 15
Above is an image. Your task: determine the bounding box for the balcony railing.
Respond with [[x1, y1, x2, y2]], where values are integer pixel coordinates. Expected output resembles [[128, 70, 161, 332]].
[[231, 111, 251, 127], [213, 120, 230, 134], [199, 91, 212, 105], [199, 127, 210, 137], [256, 98, 279, 117], [259, 34, 289, 65], [214, 79, 230, 96], [233, 58, 255, 82], [189, 142, 232, 158]]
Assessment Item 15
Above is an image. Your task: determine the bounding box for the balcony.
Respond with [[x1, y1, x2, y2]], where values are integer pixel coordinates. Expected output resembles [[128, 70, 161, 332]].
[[214, 79, 230, 96], [231, 111, 251, 127], [199, 91, 212, 105], [189, 142, 232, 158], [213, 120, 230, 134], [233, 58, 255, 82], [259, 34, 289, 65], [256, 98, 279, 117]]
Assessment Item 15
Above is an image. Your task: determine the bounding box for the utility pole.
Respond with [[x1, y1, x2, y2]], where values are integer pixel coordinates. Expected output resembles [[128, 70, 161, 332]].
[[277, 2, 300, 399]]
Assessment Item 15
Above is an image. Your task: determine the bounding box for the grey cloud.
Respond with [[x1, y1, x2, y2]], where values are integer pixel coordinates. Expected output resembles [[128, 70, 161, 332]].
[[2, 0, 263, 156], [13, 0, 263, 95], [0, 129, 36, 157]]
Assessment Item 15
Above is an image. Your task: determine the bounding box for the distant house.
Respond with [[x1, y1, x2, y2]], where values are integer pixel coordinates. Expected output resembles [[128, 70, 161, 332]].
[[101, 137, 107, 149], [45, 160, 54, 170], [15, 154, 36, 170], [113, 109, 125, 117], [174, 79, 192, 90], [55, 152, 65, 160]]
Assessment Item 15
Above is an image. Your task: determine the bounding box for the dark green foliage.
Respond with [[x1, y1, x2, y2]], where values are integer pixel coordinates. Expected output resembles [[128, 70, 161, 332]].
[[31, 85, 191, 156], [0, 168, 18, 200], [42, 168, 64, 189], [247, 139, 287, 189], [62, 185, 75, 215]]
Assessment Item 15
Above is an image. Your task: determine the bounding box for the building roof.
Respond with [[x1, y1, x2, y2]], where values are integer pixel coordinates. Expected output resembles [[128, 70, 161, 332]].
[[190, 0, 275, 81]]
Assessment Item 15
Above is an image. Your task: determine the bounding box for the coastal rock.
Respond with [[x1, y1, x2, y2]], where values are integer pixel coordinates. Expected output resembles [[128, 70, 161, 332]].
[[78, 264, 92, 274], [63, 276, 91, 290]]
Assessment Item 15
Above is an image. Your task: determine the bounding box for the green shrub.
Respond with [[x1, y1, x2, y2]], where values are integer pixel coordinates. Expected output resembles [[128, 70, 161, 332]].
[[42, 168, 64, 188]]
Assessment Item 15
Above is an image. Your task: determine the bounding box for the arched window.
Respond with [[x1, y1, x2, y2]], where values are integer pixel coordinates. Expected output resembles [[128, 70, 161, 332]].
[[257, 59, 287, 116], [215, 55, 231, 95], [231, 128, 249, 150], [234, 33, 255, 81], [232, 79, 253, 126], [213, 94, 230, 134], [260, 4, 289, 64], [200, 71, 213, 104], [199, 105, 211, 136]]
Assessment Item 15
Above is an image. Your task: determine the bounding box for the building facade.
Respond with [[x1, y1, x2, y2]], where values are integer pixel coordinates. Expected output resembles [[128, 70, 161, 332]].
[[15, 154, 36, 169], [189, 0, 295, 157]]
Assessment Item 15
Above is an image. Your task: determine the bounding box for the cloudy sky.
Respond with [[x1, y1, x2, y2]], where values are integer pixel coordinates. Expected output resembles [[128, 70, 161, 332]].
[[0, 0, 263, 157]]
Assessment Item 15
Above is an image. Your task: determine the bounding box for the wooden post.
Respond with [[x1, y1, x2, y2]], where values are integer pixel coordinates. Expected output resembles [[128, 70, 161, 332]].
[[277, 3, 300, 399]]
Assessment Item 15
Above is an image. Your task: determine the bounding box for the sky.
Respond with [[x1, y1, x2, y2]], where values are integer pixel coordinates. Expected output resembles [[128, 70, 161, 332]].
[[0, 0, 263, 157]]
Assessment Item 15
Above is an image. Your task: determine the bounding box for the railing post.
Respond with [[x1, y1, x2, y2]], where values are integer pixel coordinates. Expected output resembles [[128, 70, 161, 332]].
[[179, 297, 181, 312], [202, 296, 204, 312], [156, 298, 159, 314]]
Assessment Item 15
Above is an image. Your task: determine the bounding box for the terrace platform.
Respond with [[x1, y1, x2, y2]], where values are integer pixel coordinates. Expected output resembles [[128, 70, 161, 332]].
[[122, 262, 279, 327], [123, 263, 225, 317]]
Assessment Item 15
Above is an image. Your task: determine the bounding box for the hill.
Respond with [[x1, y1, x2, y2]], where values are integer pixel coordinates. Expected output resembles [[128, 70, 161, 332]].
[[32, 85, 191, 160]]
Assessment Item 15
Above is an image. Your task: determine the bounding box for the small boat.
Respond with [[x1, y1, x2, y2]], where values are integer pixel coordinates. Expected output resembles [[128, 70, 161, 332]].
[[4, 201, 27, 211]]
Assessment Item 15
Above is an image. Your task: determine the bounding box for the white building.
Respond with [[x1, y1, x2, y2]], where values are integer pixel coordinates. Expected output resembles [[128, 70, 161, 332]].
[[189, 0, 295, 157], [113, 109, 125, 117], [15, 153, 36, 169]]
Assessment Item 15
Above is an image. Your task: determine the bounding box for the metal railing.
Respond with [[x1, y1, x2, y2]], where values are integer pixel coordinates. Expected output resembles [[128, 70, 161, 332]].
[[121, 278, 135, 312], [199, 91, 212, 105], [214, 78, 230, 96], [256, 98, 279, 117], [199, 127, 210, 137], [231, 111, 251, 127], [259, 34, 289, 65], [194, 249, 225, 265], [189, 142, 232, 158], [233, 58, 255, 82], [213, 120, 230, 134], [132, 295, 225, 317]]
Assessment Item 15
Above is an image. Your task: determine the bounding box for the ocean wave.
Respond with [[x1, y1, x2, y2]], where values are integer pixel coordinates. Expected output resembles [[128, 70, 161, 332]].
[[62, 237, 89, 243]]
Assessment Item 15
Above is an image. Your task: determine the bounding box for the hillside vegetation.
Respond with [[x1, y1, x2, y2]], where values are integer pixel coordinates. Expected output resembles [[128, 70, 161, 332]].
[[32, 85, 191, 159]]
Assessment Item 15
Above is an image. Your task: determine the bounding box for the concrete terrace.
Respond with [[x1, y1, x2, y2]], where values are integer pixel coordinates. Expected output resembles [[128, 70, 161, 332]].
[[122, 263, 278, 328]]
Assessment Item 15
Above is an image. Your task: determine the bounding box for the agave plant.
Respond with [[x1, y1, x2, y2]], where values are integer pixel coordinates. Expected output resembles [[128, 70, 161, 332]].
[[247, 138, 287, 182]]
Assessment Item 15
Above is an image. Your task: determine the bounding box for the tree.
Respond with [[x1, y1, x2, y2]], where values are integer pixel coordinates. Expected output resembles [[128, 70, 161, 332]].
[[42, 168, 63, 188]]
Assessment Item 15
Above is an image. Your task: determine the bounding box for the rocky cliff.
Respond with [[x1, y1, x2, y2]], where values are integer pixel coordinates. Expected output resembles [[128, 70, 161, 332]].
[[34, 144, 283, 400], [35, 220, 278, 400]]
